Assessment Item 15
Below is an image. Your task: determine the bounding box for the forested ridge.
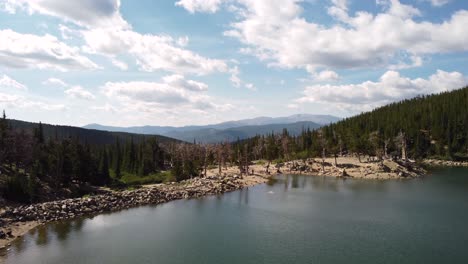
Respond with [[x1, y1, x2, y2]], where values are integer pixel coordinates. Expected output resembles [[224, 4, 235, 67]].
[[229, 86, 468, 165], [7, 119, 177, 145], [0, 115, 204, 203]]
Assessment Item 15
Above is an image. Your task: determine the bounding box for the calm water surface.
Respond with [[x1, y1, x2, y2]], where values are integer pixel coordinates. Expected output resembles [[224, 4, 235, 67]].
[[3, 168, 468, 264]]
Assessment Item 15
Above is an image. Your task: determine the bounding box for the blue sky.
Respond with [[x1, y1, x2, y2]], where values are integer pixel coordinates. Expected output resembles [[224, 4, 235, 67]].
[[0, 0, 467, 126]]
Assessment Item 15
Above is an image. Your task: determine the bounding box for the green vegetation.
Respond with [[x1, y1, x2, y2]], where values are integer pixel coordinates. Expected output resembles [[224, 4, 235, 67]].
[[231, 86, 468, 163], [0, 112, 204, 203], [113, 170, 174, 186], [2, 86, 467, 203]]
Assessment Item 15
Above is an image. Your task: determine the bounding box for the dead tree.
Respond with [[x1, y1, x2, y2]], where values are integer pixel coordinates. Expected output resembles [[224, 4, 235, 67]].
[[394, 131, 408, 161]]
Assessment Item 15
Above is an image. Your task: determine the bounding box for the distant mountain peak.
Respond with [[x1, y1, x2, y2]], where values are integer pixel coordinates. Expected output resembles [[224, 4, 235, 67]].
[[83, 114, 341, 143]]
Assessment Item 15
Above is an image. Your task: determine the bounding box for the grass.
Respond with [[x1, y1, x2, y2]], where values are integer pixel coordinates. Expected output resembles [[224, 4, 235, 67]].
[[109, 169, 175, 186], [254, 160, 267, 165]]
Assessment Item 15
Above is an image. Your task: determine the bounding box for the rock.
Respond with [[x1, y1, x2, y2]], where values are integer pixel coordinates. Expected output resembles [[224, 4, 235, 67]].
[[0, 230, 6, 239]]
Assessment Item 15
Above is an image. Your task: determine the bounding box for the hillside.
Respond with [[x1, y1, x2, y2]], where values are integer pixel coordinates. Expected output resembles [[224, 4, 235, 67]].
[[228, 86, 468, 164], [8, 119, 179, 145], [321, 86, 468, 160]]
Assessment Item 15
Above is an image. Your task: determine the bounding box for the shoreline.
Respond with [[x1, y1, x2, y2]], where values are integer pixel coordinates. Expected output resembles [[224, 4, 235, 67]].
[[207, 156, 427, 180], [0, 156, 444, 252], [0, 174, 268, 251], [423, 159, 468, 167]]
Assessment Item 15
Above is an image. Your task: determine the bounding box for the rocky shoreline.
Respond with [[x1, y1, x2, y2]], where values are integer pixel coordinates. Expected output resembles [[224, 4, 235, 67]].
[[210, 157, 427, 181], [423, 159, 468, 167], [0, 174, 267, 250], [0, 157, 443, 251]]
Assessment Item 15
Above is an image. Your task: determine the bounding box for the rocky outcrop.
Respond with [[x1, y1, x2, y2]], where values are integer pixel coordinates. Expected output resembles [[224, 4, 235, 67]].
[[277, 158, 425, 179], [0, 175, 247, 237]]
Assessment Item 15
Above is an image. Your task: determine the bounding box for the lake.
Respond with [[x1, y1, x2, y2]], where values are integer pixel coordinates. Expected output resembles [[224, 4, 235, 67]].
[[3, 168, 468, 264]]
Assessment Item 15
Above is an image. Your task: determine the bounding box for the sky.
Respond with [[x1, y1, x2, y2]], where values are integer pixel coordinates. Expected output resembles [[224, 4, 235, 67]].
[[0, 0, 467, 127]]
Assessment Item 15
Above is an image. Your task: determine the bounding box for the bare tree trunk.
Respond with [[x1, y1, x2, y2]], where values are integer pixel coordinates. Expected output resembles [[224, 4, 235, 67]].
[[402, 143, 407, 161], [384, 139, 389, 159], [322, 147, 326, 172], [203, 149, 208, 177]]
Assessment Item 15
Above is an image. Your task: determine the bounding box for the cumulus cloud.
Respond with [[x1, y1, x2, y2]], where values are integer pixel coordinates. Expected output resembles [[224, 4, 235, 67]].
[[175, 0, 224, 13], [102, 75, 231, 113], [42, 77, 68, 87], [228, 66, 255, 90], [2, 0, 229, 76], [229, 66, 242, 87], [65, 86, 95, 100], [192, 0, 468, 72], [81, 28, 228, 75], [162, 74, 208, 91], [0, 92, 65, 110], [295, 70, 467, 112], [428, 0, 450, 7], [311, 70, 340, 82], [0, 29, 98, 71], [0, 74, 27, 90], [110, 58, 128, 70], [2, 0, 129, 28]]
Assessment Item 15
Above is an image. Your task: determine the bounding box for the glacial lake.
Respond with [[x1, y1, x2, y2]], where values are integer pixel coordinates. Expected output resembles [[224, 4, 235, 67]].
[[3, 168, 468, 264]]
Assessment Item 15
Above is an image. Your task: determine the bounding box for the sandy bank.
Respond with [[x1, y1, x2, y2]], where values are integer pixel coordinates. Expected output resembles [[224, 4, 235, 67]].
[[207, 156, 426, 180]]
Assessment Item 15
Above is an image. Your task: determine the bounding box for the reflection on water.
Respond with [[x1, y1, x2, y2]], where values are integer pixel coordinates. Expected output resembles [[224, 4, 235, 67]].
[[266, 177, 278, 186], [237, 188, 249, 205], [4, 169, 468, 264], [7, 217, 87, 255]]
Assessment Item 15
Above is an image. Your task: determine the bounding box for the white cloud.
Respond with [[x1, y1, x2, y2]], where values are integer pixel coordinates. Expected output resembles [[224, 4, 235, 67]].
[[229, 66, 242, 87], [82, 28, 228, 75], [228, 66, 255, 90], [177, 36, 189, 47], [215, 0, 468, 72], [110, 58, 128, 70], [0, 74, 27, 90], [91, 103, 117, 113], [102, 75, 231, 113], [287, 103, 299, 109], [0, 92, 20, 105], [0, 92, 65, 110], [175, 0, 224, 13], [162, 74, 208, 91], [312, 70, 340, 82], [3, 0, 228, 76], [428, 0, 450, 7], [42, 77, 68, 87], [65, 86, 95, 100], [244, 83, 256, 91], [0, 29, 98, 71], [2, 0, 129, 29], [295, 69, 467, 112]]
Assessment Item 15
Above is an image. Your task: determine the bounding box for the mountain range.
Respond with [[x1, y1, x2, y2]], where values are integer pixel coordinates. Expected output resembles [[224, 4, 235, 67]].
[[84, 114, 340, 143]]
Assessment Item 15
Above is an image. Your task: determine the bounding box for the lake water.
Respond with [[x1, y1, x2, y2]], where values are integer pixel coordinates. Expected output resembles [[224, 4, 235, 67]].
[[3, 168, 468, 264]]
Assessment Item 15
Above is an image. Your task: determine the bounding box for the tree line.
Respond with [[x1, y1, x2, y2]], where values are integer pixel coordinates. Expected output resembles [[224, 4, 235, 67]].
[[2, 86, 467, 203], [230, 86, 468, 165], [0, 112, 205, 203]]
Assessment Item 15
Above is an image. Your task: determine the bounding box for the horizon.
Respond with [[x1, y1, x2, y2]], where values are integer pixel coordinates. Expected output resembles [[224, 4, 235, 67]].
[[1, 0, 467, 127], [6, 112, 341, 128]]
